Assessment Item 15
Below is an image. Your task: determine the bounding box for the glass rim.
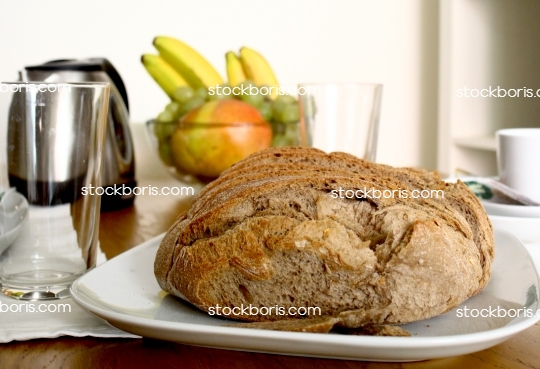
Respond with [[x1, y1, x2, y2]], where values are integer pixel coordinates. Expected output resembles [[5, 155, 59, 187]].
[[147, 119, 278, 128], [297, 82, 383, 88], [0, 81, 110, 88]]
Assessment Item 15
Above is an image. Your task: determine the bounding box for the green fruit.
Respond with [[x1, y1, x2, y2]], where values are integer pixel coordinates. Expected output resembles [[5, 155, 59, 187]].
[[283, 121, 301, 145], [258, 101, 272, 122], [271, 99, 287, 121], [165, 102, 182, 119], [157, 110, 174, 123], [276, 94, 297, 105], [180, 97, 205, 115], [219, 83, 232, 96], [271, 134, 287, 147], [158, 141, 173, 166], [240, 92, 264, 108], [271, 121, 301, 147], [232, 80, 255, 97], [153, 121, 166, 140], [207, 93, 227, 101], [208, 83, 231, 101], [258, 84, 271, 99], [173, 86, 194, 103], [153, 120, 175, 141], [194, 87, 208, 100], [280, 103, 300, 123]]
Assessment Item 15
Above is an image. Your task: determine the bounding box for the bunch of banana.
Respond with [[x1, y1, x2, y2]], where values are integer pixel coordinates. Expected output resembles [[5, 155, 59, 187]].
[[142, 37, 301, 148], [141, 54, 188, 99], [225, 46, 296, 120], [235, 46, 279, 99], [225, 51, 245, 87], [143, 36, 224, 95]]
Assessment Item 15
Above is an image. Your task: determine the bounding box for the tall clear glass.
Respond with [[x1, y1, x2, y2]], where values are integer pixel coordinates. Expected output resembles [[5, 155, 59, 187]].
[[0, 82, 109, 300], [298, 83, 382, 161]]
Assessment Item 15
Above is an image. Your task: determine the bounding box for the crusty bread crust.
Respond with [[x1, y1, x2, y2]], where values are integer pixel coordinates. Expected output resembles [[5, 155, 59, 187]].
[[155, 147, 494, 327]]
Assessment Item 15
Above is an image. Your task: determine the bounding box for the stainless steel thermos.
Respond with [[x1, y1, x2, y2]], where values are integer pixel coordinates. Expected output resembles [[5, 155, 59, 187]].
[[9, 58, 136, 211]]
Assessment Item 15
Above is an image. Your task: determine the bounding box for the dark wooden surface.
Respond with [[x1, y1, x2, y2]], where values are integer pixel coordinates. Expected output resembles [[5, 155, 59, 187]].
[[1, 178, 539, 368]]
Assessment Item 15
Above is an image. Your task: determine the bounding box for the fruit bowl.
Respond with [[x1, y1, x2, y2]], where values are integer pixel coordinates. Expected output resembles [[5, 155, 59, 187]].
[[141, 36, 311, 185], [146, 118, 307, 185]]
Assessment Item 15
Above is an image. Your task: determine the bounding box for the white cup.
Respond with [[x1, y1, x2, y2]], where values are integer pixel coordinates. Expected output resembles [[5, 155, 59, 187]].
[[496, 128, 540, 203]]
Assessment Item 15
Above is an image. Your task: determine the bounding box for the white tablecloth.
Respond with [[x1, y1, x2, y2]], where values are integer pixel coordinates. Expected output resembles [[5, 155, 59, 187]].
[[0, 247, 138, 343]]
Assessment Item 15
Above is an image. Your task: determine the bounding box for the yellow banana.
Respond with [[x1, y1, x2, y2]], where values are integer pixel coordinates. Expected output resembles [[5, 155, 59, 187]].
[[239, 46, 279, 99], [225, 51, 246, 87], [154, 36, 224, 89], [141, 54, 188, 99]]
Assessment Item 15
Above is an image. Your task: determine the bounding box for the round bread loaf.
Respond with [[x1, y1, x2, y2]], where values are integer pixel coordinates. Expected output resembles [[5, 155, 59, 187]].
[[154, 147, 494, 328]]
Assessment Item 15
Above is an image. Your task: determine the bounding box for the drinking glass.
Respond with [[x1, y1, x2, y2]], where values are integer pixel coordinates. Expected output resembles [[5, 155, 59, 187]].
[[0, 82, 110, 300], [298, 83, 383, 161]]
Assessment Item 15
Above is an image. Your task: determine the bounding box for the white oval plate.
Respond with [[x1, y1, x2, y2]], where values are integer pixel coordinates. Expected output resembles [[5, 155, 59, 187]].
[[71, 230, 540, 362]]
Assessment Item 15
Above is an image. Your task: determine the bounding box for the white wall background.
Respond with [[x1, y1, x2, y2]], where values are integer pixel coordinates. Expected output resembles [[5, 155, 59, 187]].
[[438, 0, 540, 176], [0, 0, 439, 169]]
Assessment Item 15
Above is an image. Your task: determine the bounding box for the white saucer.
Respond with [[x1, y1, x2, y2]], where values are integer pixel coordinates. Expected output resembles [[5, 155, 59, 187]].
[[488, 215, 540, 244], [482, 201, 540, 218], [0, 189, 29, 255]]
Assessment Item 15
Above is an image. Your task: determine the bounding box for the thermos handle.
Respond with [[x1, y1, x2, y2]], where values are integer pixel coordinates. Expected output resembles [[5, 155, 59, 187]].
[[91, 58, 130, 112]]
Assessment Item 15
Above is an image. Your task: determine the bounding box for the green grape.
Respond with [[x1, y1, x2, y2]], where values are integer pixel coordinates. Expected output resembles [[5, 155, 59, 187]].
[[271, 136, 285, 147], [271, 121, 301, 147], [240, 92, 264, 108], [157, 110, 174, 123], [165, 102, 182, 120], [271, 99, 287, 121], [218, 83, 231, 96], [153, 122, 166, 140], [258, 101, 272, 122], [280, 103, 300, 123], [283, 121, 301, 145], [206, 91, 218, 101], [194, 87, 208, 100], [173, 86, 194, 104], [270, 121, 284, 135], [258, 85, 271, 99], [276, 94, 297, 105], [163, 122, 177, 138], [208, 83, 231, 101], [181, 97, 205, 116], [153, 121, 175, 141], [158, 141, 173, 166], [232, 80, 255, 98]]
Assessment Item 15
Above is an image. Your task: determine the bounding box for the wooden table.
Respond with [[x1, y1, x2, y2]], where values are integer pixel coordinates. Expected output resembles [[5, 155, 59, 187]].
[[1, 178, 539, 368]]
